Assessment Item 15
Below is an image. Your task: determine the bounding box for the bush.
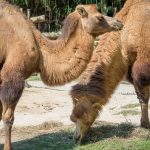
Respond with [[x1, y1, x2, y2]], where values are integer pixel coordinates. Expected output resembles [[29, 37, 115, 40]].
[[7, 0, 125, 31]]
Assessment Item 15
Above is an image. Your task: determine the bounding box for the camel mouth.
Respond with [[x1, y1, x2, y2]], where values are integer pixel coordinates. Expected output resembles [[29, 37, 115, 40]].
[[104, 16, 123, 31], [73, 122, 83, 144], [73, 129, 82, 144], [73, 121, 90, 144], [73, 129, 90, 144]]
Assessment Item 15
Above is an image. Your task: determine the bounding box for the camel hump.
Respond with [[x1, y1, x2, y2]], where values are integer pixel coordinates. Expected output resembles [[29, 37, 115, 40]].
[[0, 2, 39, 60], [0, 1, 20, 13], [121, 1, 150, 57]]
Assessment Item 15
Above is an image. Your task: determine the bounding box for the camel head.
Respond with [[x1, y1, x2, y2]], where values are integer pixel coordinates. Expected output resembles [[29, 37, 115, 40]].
[[70, 96, 101, 143], [76, 4, 123, 36], [61, 4, 123, 41]]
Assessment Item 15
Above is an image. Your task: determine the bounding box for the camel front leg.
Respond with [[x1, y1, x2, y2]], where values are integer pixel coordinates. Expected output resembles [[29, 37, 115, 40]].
[[0, 73, 25, 150], [134, 84, 150, 128], [2, 104, 16, 150]]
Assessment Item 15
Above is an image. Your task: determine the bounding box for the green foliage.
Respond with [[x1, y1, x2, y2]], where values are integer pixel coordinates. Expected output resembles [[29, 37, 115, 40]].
[[8, 0, 125, 31]]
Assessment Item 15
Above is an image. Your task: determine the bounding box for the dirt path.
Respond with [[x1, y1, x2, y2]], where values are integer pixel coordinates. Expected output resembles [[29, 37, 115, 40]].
[[0, 80, 150, 148], [0, 81, 148, 129]]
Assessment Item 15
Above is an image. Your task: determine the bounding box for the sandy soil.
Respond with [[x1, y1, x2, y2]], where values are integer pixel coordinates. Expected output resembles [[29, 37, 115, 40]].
[[0, 80, 147, 129], [0, 80, 150, 147]]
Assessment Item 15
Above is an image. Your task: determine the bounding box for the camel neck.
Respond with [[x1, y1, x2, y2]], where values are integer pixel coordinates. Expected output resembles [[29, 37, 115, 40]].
[[73, 32, 127, 101], [36, 23, 95, 86]]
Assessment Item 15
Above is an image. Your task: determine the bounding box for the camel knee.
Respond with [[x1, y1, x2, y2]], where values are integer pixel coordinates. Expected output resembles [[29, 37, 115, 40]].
[[3, 115, 14, 130], [2, 107, 14, 128], [132, 61, 150, 87]]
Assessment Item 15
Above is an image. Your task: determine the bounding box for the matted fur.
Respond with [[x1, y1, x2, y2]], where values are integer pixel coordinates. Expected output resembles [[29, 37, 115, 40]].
[[0, 2, 123, 149], [132, 61, 150, 86], [71, 31, 125, 103], [71, 65, 105, 98], [0, 70, 24, 104], [70, 0, 150, 142]]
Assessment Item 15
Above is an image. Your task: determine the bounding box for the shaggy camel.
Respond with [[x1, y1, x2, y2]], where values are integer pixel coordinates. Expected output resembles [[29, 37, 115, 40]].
[[0, 2, 123, 150], [70, 0, 150, 142]]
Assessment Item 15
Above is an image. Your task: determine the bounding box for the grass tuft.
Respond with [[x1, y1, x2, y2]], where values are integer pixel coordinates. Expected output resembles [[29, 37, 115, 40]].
[[114, 110, 140, 116], [121, 103, 140, 109], [1, 122, 150, 150], [27, 74, 41, 81]]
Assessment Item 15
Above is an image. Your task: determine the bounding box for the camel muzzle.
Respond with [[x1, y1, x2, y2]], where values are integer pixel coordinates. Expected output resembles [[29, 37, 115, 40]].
[[104, 16, 123, 31]]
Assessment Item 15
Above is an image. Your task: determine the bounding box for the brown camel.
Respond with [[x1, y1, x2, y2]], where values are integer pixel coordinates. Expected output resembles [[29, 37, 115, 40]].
[[70, 0, 150, 143], [0, 1, 123, 150]]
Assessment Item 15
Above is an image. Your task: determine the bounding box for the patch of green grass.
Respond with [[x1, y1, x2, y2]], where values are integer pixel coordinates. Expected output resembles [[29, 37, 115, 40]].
[[76, 139, 150, 150], [114, 110, 140, 116], [10, 123, 150, 150], [109, 107, 116, 110], [121, 103, 150, 110], [1, 122, 150, 150], [9, 139, 150, 150], [121, 103, 140, 109], [27, 74, 41, 81]]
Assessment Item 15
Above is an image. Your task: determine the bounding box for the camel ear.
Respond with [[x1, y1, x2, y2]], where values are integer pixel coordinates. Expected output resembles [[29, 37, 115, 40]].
[[92, 103, 101, 110], [61, 13, 79, 41], [77, 7, 88, 18]]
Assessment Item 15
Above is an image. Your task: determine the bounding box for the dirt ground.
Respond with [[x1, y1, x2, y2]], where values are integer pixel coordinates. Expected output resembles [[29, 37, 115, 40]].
[[0, 80, 149, 145]]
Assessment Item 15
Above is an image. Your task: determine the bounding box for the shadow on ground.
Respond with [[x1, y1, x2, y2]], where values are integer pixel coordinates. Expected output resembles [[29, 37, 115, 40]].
[[0, 122, 137, 150]]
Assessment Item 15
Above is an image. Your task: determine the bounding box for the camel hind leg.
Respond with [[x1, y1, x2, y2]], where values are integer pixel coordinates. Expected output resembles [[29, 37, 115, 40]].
[[0, 101, 2, 121], [134, 85, 150, 128], [0, 67, 25, 150], [132, 60, 150, 128], [0, 73, 2, 121]]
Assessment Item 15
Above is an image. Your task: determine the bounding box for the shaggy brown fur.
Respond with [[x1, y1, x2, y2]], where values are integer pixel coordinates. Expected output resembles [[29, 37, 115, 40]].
[[0, 2, 123, 150], [70, 0, 150, 142]]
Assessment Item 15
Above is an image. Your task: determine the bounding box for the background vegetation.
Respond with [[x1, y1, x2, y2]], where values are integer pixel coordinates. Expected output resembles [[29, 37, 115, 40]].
[[6, 0, 125, 31]]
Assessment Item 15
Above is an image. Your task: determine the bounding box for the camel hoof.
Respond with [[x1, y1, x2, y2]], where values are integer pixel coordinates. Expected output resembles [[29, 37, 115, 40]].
[[141, 121, 150, 129], [4, 147, 12, 150], [3, 144, 12, 150]]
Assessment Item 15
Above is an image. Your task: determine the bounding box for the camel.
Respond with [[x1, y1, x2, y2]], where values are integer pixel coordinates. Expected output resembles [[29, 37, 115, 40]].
[[0, 1, 123, 150], [70, 0, 150, 143]]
